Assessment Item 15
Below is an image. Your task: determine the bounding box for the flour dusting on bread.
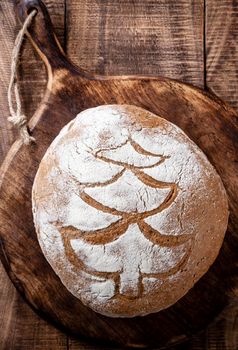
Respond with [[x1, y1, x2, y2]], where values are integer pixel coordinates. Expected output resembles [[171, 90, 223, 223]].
[[32, 105, 229, 317]]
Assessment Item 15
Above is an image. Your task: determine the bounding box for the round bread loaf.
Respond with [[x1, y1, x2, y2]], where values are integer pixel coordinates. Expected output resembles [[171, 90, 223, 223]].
[[32, 104, 229, 318]]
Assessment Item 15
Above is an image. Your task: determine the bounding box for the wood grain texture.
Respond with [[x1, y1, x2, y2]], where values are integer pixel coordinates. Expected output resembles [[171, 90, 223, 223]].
[[0, 1, 237, 348], [206, 0, 238, 111], [66, 0, 204, 87], [0, 268, 67, 350], [68, 339, 122, 350], [0, 0, 17, 162], [0, 261, 16, 349], [0, 0, 238, 349], [0, 1, 68, 350]]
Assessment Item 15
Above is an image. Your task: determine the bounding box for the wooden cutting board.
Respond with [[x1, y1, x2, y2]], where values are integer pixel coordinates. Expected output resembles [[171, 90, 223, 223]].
[[0, 0, 237, 348]]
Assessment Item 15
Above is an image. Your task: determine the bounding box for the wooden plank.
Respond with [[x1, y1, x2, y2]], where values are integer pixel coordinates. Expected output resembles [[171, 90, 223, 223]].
[[0, 264, 16, 349], [205, 3, 238, 346], [66, 0, 204, 87], [0, 1, 68, 349], [206, 0, 238, 112], [0, 0, 17, 162]]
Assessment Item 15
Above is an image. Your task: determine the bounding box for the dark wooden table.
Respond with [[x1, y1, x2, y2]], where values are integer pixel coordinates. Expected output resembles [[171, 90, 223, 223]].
[[0, 1, 238, 349]]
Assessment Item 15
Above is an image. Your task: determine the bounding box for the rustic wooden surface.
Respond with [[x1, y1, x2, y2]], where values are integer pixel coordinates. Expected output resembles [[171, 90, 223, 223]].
[[206, 0, 238, 111], [0, 0, 237, 349]]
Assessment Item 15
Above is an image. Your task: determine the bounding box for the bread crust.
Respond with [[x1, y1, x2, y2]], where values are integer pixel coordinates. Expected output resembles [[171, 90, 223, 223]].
[[32, 105, 229, 317]]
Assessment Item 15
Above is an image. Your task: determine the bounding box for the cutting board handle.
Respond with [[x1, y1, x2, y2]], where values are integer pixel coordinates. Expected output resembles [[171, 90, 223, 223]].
[[14, 0, 69, 72]]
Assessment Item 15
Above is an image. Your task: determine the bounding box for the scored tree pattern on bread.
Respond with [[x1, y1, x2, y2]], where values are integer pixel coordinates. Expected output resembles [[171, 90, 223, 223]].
[[58, 137, 194, 299]]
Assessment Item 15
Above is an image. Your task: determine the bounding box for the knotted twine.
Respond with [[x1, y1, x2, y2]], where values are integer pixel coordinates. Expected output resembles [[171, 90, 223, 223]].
[[8, 9, 37, 144]]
